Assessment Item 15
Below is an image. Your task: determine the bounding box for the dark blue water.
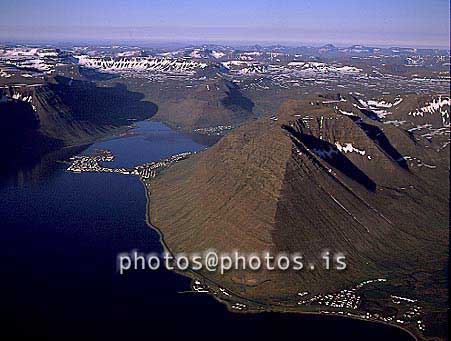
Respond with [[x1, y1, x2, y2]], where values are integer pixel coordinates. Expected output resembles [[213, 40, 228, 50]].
[[0, 121, 413, 340]]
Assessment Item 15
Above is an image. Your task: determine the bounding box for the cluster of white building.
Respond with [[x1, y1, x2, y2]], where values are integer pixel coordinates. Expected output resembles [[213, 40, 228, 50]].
[[231, 302, 247, 311], [298, 287, 361, 310], [192, 280, 209, 293], [67, 149, 192, 181], [194, 125, 234, 136], [297, 278, 426, 332]]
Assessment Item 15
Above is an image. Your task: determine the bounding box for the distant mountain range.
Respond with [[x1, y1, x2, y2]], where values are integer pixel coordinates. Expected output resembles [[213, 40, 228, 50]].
[[0, 42, 448, 173]]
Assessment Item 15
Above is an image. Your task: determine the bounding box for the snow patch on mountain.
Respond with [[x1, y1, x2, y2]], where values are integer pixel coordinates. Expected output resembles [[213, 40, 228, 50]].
[[0, 68, 11, 78], [288, 61, 361, 74], [1, 89, 36, 111], [339, 110, 358, 117], [335, 142, 366, 156], [0, 47, 59, 73], [0, 47, 58, 59], [211, 50, 226, 59], [408, 96, 450, 126], [356, 96, 403, 119]]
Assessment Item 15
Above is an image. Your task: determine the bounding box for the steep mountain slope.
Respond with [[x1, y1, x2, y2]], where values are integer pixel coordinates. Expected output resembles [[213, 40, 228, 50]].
[[0, 77, 157, 171], [152, 78, 256, 129], [0, 97, 62, 169], [148, 94, 449, 339]]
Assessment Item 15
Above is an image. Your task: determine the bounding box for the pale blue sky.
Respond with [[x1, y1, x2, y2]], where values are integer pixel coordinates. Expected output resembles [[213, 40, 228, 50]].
[[0, 0, 449, 47]]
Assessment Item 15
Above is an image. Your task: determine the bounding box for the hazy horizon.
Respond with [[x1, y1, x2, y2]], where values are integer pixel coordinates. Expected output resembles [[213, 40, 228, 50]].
[[0, 0, 449, 49]]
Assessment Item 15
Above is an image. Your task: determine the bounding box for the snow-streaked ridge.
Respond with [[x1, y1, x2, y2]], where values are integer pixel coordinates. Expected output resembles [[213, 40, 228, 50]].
[[408, 96, 450, 126], [76, 56, 207, 74]]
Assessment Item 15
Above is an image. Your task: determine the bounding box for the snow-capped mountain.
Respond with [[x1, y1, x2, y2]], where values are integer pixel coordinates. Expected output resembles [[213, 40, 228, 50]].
[[76, 55, 207, 74], [0, 47, 60, 73]]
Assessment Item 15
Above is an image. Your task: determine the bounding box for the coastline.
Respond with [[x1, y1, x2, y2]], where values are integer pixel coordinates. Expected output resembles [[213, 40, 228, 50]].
[[141, 178, 421, 341], [57, 119, 427, 341]]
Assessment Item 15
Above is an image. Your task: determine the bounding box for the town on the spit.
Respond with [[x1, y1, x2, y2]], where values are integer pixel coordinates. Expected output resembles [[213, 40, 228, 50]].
[[66, 149, 192, 181]]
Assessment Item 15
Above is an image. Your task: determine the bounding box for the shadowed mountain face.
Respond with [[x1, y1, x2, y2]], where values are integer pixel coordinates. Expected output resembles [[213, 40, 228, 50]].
[[152, 78, 256, 129], [0, 77, 158, 172], [282, 124, 377, 191], [49, 76, 158, 128], [149, 95, 449, 339], [0, 100, 63, 168]]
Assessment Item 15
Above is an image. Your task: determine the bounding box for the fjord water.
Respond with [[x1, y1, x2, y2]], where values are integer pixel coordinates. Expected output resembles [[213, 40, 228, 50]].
[[0, 121, 413, 340]]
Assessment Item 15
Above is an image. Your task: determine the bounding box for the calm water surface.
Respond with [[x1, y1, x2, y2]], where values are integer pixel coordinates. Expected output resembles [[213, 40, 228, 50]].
[[0, 121, 414, 340]]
